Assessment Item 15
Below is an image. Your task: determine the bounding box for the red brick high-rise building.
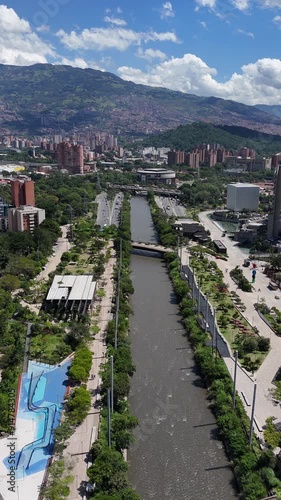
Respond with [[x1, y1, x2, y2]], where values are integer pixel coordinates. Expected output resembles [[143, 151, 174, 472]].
[[57, 142, 84, 174], [207, 150, 217, 167], [186, 151, 200, 169], [11, 180, 35, 207], [167, 150, 186, 166], [217, 148, 226, 163], [272, 153, 281, 169]]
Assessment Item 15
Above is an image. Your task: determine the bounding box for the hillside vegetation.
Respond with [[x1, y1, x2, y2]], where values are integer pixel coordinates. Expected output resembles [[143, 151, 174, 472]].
[[144, 122, 281, 156], [1, 64, 281, 135]]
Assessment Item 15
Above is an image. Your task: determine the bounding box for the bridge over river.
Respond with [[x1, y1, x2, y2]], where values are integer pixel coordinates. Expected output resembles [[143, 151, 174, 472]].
[[131, 241, 174, 254]]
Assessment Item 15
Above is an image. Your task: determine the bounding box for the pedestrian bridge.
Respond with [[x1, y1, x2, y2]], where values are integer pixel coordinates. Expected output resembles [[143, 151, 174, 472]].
[[131, 241, 174, 254]]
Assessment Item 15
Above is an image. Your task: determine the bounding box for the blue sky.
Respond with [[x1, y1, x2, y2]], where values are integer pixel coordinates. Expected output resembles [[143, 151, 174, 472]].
[[2, 0, 281, 105]]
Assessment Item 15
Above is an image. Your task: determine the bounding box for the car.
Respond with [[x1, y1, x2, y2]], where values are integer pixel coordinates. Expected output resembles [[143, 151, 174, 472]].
[[275, 295, 280, 300]]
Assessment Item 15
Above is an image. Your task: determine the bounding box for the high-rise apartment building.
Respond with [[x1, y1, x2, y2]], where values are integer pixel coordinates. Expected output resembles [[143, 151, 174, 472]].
[[57, 142, 84, 174], [217, 148, 226, 163], [11, 179, 35, 208], [272, 153, 281, 169], [8, 206, 45, 233], [238, 147, 250, 159], [207, 150, 218, 167], [186, 151, 200, 169], [168, 150, 186, 166]]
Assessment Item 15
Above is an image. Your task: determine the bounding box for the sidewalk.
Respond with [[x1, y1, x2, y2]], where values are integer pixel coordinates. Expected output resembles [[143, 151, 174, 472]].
[[64, 242, 116, 500], [182, 212, 281, 431]]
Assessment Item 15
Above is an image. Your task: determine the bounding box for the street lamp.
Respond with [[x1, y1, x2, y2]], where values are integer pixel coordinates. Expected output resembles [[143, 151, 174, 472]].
[[205, 292, 209, 333], [212, 307, 216, 357]]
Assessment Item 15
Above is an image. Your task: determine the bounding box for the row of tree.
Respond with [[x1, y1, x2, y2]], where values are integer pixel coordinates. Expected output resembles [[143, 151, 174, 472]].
[[86, 197, 140, 499], [147, 191, 177, 247]]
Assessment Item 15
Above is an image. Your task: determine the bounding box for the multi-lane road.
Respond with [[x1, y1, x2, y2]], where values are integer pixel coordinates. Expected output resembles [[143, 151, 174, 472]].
[[96, 192, 124, 227], [155, 195, 187, 217]]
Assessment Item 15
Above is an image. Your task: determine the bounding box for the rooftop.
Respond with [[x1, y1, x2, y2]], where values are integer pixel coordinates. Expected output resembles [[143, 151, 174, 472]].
[[46, 275, 96, 302], [228, 183, 259, 188], [137, 167, 175, 175]]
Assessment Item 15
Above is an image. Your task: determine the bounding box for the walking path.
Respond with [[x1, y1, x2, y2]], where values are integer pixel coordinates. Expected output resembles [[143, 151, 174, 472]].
[[64, 241, 116, 500], [181, 211, 281, 433], [36, 224, 71, 282]]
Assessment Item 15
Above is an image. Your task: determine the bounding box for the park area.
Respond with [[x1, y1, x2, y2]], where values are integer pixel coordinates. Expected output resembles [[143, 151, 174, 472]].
[[190, 251, 270, 372]]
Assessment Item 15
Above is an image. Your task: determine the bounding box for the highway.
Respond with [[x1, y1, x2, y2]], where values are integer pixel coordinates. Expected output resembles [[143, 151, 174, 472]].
[[155, 195, 187, 217], [96, 192, 124, 227]]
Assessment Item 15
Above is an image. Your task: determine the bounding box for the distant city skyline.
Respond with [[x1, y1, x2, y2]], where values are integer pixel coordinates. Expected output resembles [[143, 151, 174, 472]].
[[2, 1, 281, 105]]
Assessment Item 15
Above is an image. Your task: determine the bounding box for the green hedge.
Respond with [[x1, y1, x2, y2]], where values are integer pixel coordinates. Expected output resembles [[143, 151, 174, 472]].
[[68, 346, 92, 383]]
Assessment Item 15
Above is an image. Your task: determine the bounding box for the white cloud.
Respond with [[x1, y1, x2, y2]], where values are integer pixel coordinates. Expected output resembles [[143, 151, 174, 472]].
[[57, 57, 104, 71], [136, 47, 167, 61], [273, 15, 281, 26], [56, 27, 180, 51], [232, 0, 250, 10], [259, 0, 281, 7], [36, 25, 50, 34], [237, 28, 254, 37], [104, 16, 127, 26], [195, 0, 216, 8], [160, 2, 175, 19], [99, 56, 113, 66], [200, 21, 207, 28], [117, 54, 281, 105], [117, 6, 122, 13], [0, 5, 55, 65]]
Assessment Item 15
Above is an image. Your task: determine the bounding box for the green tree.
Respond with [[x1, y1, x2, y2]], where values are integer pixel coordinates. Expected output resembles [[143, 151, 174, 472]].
[[41, 460, 73, 500], [6, 256, 38, 280], [111, 413, 138, 451], [87, 447, 129, 493], [0, 274, 20, 291], [67, 386, 91, 424]]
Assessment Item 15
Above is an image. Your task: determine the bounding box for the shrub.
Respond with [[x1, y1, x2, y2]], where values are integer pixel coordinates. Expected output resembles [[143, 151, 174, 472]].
[[264, 417, 281, 449], [243, 337, 258, 353], [257, 336, 270, 352], [68, 346, 92, 383]]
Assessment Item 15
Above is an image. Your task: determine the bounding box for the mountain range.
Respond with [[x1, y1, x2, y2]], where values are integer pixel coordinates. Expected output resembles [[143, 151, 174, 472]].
[[0, 63, 281, 136]]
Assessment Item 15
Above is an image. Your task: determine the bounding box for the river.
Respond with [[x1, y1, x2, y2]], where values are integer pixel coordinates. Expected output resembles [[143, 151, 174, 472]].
[[128, 197, 237, 500]]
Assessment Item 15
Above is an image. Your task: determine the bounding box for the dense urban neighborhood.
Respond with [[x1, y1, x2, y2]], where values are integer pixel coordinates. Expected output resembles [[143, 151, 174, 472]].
[[0, 129, 281, 499]]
